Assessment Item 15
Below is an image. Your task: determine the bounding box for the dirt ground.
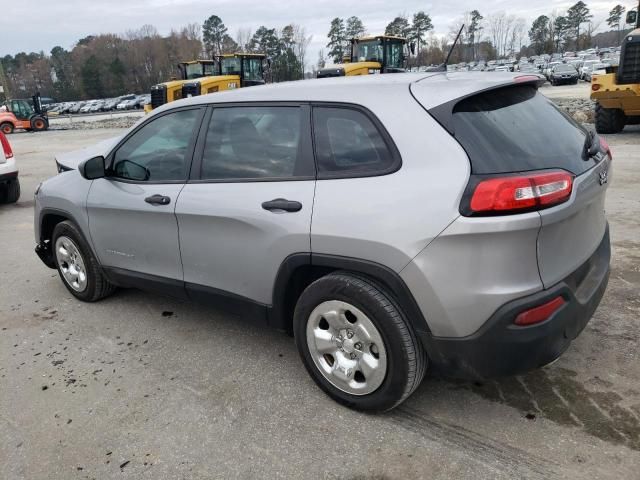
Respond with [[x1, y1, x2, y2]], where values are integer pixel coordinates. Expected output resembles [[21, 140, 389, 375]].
[[0, 124, 639, 480]]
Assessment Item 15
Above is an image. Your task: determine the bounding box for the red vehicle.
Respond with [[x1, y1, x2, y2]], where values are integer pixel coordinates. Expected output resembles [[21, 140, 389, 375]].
[[0, 95, 49, 134]]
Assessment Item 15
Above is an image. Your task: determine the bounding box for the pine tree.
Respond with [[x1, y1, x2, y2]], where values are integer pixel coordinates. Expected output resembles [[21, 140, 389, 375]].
[[327, 18, 347, 62], [202, 15, 228, 57]]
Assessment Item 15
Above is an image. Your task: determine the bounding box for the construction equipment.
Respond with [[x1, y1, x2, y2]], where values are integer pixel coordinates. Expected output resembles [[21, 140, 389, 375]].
[[590, 16, 640, 133], [180, 53, 267, 99], [146, 55, 267, 113], [317, 35, 413, 78], [145, 60, 216, 113], [0, 93, 49, 134]]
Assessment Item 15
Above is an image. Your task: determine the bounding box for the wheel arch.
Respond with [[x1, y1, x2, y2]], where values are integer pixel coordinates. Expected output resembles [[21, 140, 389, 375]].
[[269, 253, 431, 336], [37, 208, 95, 269]]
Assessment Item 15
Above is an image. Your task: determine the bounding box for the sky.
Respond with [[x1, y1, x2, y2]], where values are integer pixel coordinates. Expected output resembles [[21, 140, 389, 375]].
[[0, 0, 635, 64]]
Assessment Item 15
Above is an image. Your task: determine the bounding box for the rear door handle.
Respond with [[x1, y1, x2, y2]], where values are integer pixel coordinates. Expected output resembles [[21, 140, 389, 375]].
[[145, 194, 171, 205], [261, 198, 302, 212]]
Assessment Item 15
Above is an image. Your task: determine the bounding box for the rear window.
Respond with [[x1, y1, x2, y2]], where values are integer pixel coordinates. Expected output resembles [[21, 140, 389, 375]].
[[451, 85, 595, 175]]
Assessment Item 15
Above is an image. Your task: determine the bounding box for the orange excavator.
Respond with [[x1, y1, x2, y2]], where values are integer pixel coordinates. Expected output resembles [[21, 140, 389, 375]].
[[0, 93, 49, 134]]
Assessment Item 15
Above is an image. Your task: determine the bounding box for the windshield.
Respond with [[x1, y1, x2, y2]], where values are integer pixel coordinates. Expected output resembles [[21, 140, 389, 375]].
[[221, 57, 241, 75], [554, 65, 575, 73], [384, 40, 404, 69], [354, 40, 383, 63], [242, 58, 263, 82]]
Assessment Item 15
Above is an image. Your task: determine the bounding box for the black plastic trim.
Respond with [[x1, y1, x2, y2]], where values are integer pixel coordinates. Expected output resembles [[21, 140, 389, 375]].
[[102, 267, 188, 300], [268, 253, 431, 334]]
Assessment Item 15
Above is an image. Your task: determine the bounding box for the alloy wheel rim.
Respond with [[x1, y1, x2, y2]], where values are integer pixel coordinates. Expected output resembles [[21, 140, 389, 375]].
[[306, 300, 387, 395], [55, 236, 88, 292]]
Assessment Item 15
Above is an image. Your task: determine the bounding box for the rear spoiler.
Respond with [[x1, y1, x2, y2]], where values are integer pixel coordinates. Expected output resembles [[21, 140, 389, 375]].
[[426, 75, 544, 135]]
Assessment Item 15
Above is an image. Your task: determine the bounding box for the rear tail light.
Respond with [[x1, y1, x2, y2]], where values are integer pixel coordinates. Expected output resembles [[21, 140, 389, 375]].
[[0, 132, 13, 160], [514, 296, 565, 326], [591, 84, 601, 91], [463, 170, 574, 216]]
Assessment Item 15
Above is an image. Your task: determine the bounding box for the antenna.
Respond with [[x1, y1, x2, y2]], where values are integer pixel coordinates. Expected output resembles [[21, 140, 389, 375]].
[[425, 24, 465, 72]]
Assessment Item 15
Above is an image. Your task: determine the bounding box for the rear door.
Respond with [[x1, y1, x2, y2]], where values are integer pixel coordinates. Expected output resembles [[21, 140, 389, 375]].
[[175, 104, 316, 305], [87, 107, 203, 282], [435, 84, 609, 288]]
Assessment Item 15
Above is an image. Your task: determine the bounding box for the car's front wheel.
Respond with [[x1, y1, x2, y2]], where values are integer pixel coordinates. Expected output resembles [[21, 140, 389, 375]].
[[294, 272, 427, 411], [52, 221, 116, 302]]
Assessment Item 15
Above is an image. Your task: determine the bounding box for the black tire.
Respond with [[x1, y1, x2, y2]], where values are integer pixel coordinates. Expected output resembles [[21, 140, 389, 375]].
[[0, 122, 14, 135], [51, 221, 116, 302], [2, 178, 20, 203], [293, 272, 427, 412], [30, 116, 48, 132], [595, 103, 626, 134]]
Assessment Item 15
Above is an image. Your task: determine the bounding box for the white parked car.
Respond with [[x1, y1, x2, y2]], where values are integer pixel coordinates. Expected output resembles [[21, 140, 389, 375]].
[[0, 132, 19, 203]]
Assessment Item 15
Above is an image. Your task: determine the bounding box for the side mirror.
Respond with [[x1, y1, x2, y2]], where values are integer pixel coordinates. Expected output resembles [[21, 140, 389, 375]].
[[266, 58, 272, 69], [410, 42, 416, 56], [626, 11, 637, 26], [78, 155, 105, 180]]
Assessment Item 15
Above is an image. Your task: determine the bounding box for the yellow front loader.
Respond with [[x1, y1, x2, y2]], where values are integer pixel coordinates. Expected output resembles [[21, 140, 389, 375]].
[[590, 28, 640, 133], [145, 55, 267, 113], [317, 35, 412, 78]]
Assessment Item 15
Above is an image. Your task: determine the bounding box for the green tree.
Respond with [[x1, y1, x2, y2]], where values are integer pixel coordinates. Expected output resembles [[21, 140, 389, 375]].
[[607, 5, 626, 42], [529, 15, 550, 55], [220, 34, 238, 54], [566, 1, 592, 50], [202, 15, 227, 56], [81, 55, 104, 98], [385, 16, 411, 37], [345, 16, 366, 39], [249, 26, 281, 57], [410, 12, 434, 58], [553, 16, 571, 52], [467, 10, 483, 60], [326, 18, 347, 62]]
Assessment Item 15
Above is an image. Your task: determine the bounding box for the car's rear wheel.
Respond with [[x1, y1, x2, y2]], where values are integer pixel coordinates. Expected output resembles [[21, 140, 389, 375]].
[[595, 103, 626, 134], [0, 122, 14, 135], [52, 221, 115, 302], [2, 178, 20, 203], [294, 272, 427, 412]]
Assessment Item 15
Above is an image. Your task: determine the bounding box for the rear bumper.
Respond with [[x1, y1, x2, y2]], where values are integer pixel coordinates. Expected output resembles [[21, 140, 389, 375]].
[[421, 224, 610, 380], [0, 171, 18, 183]]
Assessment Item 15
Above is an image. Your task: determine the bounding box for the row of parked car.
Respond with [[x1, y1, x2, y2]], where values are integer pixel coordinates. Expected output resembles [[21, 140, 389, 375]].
[[443, 46, 621, 86], [46, 94, 150, 115]]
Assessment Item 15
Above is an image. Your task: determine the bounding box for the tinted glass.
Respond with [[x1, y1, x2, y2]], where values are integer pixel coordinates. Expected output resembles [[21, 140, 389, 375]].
[[242, 58, 263, 82], [201, 106, 306, 180], [452, 86, 595, 175], [313, 107, 396, 177], [112, 109, 199, 181]]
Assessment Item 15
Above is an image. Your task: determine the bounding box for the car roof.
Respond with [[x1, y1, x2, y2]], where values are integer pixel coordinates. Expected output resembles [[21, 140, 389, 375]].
[[154, 72, 536, 114]]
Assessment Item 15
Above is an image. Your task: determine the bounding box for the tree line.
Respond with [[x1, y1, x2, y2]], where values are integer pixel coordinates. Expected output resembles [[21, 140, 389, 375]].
[[0, 3, 635, 102]]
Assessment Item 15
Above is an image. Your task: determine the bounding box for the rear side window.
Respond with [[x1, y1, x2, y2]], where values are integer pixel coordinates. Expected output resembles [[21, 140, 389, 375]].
[[312, 107, 398, 178], [451, 86, 595, 175]]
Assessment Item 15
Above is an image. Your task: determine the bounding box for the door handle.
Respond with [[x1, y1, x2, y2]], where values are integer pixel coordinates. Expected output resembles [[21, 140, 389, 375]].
[[261, 198, 302, 212], [145, 194, 171, 206]]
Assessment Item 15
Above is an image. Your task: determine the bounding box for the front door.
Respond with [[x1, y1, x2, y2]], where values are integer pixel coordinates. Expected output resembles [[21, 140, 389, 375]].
[[87, 107, 203, 283], [176, 104, 316, 305]]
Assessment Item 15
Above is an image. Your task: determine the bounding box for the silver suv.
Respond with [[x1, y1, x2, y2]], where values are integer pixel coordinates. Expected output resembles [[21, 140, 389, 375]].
[[34, 73, 611, 411]]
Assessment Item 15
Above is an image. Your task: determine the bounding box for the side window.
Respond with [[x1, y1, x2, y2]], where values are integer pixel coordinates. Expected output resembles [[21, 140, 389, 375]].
[[112, 109, 200, 182], [200, 106, 311, 180], [312, 107, 397, 178]]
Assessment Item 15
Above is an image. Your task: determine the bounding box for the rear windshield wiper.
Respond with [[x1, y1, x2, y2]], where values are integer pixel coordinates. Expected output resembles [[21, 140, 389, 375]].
[[582, 130, 600, 160]]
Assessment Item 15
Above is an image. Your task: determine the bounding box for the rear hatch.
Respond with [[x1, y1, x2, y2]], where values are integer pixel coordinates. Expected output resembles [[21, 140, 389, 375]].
[[415, 80, 610, 288]]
